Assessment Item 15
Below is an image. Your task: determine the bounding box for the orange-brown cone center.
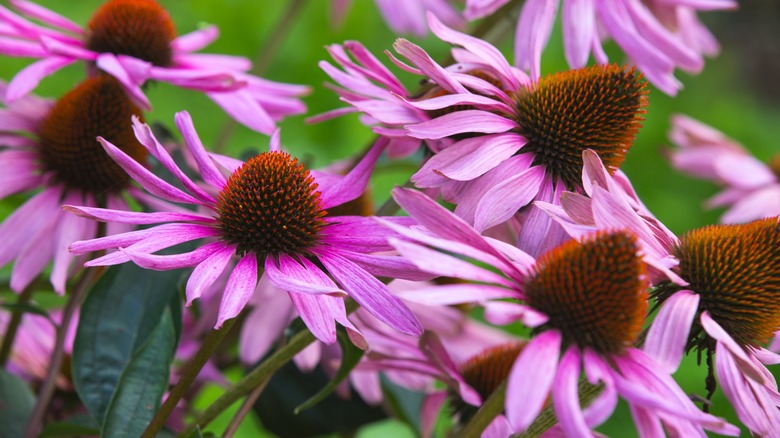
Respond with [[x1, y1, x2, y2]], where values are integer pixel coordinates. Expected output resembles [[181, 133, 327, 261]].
[[654, 218, 780, 349], [38, 75, 146, 195], [514, 65, 648, 190], [216, 152, 327, 258], [86, 0, 176, 67], [523, 231, 648, 355]]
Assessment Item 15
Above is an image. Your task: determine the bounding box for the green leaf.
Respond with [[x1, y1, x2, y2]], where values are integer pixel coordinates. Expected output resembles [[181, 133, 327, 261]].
[[101, 308, 177, 438], [0, 303, 54, 324], [40, 414, 100, 437], [72, 263, 183, 424], [294, 327, 365, 414], [0, 369, 36, 438]]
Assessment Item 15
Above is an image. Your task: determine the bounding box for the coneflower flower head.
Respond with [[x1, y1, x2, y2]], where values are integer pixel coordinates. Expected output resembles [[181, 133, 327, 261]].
[[38, 75, 145, 195], [514, 64, 647, 190], [644, 217, 780, 436], [0, 75, 144, 294], [0, 0, 308, 134]]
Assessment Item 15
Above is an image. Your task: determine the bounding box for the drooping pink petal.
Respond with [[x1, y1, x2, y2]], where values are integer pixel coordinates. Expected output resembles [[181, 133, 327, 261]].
[[420, 391, 447, 438], [63, 205, 211, 225], [553, 346, 590, 437], [514, 0, 558, 80], [395, 283, 519, 306], [406, 110, 516, 140], [5, 56, 75, 103], [264, 255, 346, 296], [51, 192, 94, 295], [317, 249, 422, 336], [562, 0, 594, 68], [239, 279, 294, 364], [506, 330, 561, 431], [120, 241, 224, 271], [392, 38, 467, 94], [172, 25, 219, 53], [318, 137, 385, 208], [483, 301, 548, 327], [643, 290, 699, 374], [700, 312, 767, 384], [185, 244, 235, 306], [216, 253, 258, 328], [474, 165, 545, 231], [288, 291, 338, 345], [0, 187, 59, 268]]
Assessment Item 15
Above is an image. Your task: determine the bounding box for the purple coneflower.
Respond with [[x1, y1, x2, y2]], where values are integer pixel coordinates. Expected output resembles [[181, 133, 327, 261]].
[[466, 0, 736, 94], [644, 217, 780, 436], [0, 0, 308, 134], [66, 112, 423, 343], [667, 114, 780, 223], [384, 187, 738, 437], [391, 13, 647, 256], [0, 75, 145, 294], [331, 0, 464, 36]]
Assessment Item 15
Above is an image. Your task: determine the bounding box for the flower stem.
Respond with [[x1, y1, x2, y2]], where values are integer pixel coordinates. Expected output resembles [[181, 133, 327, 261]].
[[213, 0, 309, 152], [141, 318, 237, 438], [23, 267, 101, 438], [0, 285, 35, 366], [457, 380, 506, 438], [178, 325, 317, 436], [221, 375, 271, 438], [510, 380, 603, 438]]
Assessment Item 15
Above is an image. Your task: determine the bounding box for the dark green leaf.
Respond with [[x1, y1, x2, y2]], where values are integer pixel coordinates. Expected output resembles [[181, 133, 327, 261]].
[[0, 369, 35, 438], [0, 303, 53, 324], [40, 414, 100, 437], [72, 263, 183, 424], [381, 374, 425, 431], [294, 327, 365, 413], [101, 308, 177, 438]]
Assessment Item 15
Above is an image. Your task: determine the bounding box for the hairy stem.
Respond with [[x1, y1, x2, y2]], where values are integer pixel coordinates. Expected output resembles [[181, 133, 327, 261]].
[[457, 380, 507, 438]]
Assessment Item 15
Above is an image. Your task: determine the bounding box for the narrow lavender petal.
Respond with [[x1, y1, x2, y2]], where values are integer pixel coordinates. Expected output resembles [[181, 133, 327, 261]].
[[420, 332, 481, 406], [319, 137, 385, 208], [131, 116, 216, 202], [288, 291, 338, 345], [94, 54, 151, 109], [207, 90, 276, 135], [10, 0, 83, 33], [700, 312, 766, 383], [51, 192, 94, 294], [96, 137, 203, 205], [643, 290, 699, 374], [506, 330, 561, 431], [406, 110, 516, 140], [64, 205, 211, 225], [121, 241, 223, 271], [317, 250, 422, 336], [6, 56, 75, 102], [239, 282, 294, 364], [174, 111, 228, 189], [392, 38, 467, 94], [581, 350, 618, 428], [394, 283, 519, 306], [514, 0, 558, 79], [172, 25, 219, 53], [10, 200, 58, 293], [343, 251, 434, 281], [0, 150, 43, 198], [264, 255, 346, 296], [322, 216, 416, 252], [553, 346, 591, 437], [562, 0, 595, 68], [0, 187, 58, 267], [185, 244, 235, 306], [474, 165, 545, 231], [216, 253, 258, 328]]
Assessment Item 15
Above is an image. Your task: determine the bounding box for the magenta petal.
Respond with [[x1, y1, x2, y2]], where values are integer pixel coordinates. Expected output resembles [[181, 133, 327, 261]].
[[97, 137, 203, 205], [174, 111, 228, 189], [95, 54, 151, 109], [172, 25, 219, 52], [6, 56, 75, 102], [562, 0, 594, 68], [0, 187, 59, 267], [63, 205, 211, 225], [11, 202, 58, 293], [265, 255, 346, 296], [506, 330, 561, 431], [406, 110, 516, 140], [121, 241, 223, 271], [10, 0, 83, 33], [185, 244, 234, 306], [395, 283, 519, 306], [288, 291, 338, 345], [514, 0, 558, 80], [700, 312, 766, 383], [216, 253, 258, 328], [420, 332, 481, 406], [474, 165, 545, 231], [643, 290, 699, 374], [420, 392, 447, 438], [317, 250, 422, 336], [207, 90, 276, 135], [319, 137, 385, 209], [239, 281, 293, 364], [553, 346, 591, 437], [51, 192, 94, 294], [392, 38, 467, 95]]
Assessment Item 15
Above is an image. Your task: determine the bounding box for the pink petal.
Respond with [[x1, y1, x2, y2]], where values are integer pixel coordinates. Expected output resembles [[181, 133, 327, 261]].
[[185, 244, 235, 306], [406, 110, 516, 140], [474, 165, 545, 231], [392, 38, 467, 94], [420, 392, 447, 438], [63, 205, 211, 225], [5, 56, 75, 102], [121, 241, 223, 271], [514, 0, 558, 80], [317, 250, 422, 336], [0, 187, 59, 267], [172, 26, 219, 53], [174, 111, 228, 189], [288, 291, 338, 345], [10, 0, 82, 33], [506, 330, 561, 431], [239, 280, 293, 364], [95, 54, 151, 109], [395, 283, 519, 306], [318, 137, 385, 209], [50, 192, 94, 294], [207, 90, 276, 135], [264, 255, 346, 296], [643, 290, 699, 374], [553, 346, 590, 437], [216, 253, 258, 328], [562, 0, 594, 68], [700, 312, 766, 383]]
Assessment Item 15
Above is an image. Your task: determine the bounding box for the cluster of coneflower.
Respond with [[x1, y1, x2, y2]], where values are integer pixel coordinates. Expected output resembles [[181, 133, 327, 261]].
[[2, 1, 776, 438]]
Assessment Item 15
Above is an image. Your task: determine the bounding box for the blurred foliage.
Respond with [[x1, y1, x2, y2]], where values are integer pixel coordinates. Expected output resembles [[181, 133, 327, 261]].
[[0, 0, 777, 437]]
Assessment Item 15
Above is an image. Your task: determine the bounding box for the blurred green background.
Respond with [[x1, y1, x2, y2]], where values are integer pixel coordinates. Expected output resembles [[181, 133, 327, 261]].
[[1, 0, 778, 436]]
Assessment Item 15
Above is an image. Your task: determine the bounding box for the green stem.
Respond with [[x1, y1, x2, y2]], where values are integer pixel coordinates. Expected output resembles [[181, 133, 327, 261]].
[[213, 0, 309, 152], [141, 318, 237, 438], [23, 267, 101, 438], [0, 285, 36, 366], [510, 380, 604, 438], [221, 375, 271, 438], [178, 326, 317, 436], [457, 380, 507, 438]]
